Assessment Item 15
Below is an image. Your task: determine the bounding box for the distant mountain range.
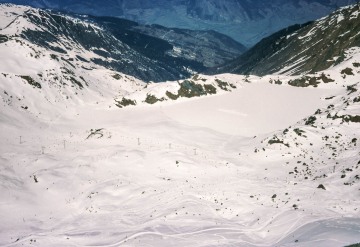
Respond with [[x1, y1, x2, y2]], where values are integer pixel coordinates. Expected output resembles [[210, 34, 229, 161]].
[[1, 2, 359, 82], [213, 3, 360, 76], [0, 3, 245, 82], [0, 0, 357, 47]]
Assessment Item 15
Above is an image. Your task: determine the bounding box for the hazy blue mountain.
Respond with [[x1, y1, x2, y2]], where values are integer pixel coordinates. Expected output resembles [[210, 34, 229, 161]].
[[0, 0, 357, 46]]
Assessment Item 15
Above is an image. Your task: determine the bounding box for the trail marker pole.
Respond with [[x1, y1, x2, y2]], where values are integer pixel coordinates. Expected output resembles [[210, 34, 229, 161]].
[[137, 138, 140, 146]]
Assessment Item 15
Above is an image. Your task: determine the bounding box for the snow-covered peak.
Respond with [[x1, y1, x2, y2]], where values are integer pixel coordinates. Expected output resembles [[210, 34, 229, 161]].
[[0, 3, 36, 34]]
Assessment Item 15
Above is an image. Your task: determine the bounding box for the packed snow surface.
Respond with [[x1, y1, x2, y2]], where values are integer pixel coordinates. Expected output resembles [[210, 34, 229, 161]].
[[161, 83, 335, 136]]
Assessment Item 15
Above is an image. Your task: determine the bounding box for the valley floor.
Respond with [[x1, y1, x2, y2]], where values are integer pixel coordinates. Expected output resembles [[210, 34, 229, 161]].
[[1, 82, 359, 247]]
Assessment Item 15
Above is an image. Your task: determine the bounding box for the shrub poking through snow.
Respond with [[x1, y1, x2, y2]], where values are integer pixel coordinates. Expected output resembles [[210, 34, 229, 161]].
[[317, 184, 326, 190], [294, 128, 306, 137], [288, 73, 334, 87], [268, 136, 290, 147], [115, 97, 136, 108], [112, 74, 122, 80], [215, 79, 236, 91], [0, 34, 9, 43], [204, 84, 217, 94], [19, 75, 41, 89], [166, 91, 179, 100], [341, 67, 354, 76], [178, 80, 207, 98], [144, 94, 165, 104], [305, 116, 317, 126]]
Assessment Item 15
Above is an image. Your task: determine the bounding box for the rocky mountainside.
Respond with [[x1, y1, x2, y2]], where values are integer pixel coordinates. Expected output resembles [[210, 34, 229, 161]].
[[213, 3, 360, 76], [88, 16, 246, 68], [0, 4, 244, 82], [0, 0, 357, 46]]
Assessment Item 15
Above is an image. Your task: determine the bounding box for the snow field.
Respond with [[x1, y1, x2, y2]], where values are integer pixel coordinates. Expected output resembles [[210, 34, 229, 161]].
[[1, 75, 360, 246], [0, 4, 360, 246]]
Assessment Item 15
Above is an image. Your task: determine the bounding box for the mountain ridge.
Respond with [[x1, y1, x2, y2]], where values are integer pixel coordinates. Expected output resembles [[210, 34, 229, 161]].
[[212, 3, 360, 76], [0, 0, 358, 46], [0, 3, 245, 83]]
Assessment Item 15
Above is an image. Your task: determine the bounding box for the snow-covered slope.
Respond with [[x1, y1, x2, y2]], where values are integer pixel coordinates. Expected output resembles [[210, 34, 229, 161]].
[[0, 4, 246, 83], [1, 24, 360, 247], [1, 3, 360, 247], [214, 3, 360, 77], [0, 3, 186, 83]]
